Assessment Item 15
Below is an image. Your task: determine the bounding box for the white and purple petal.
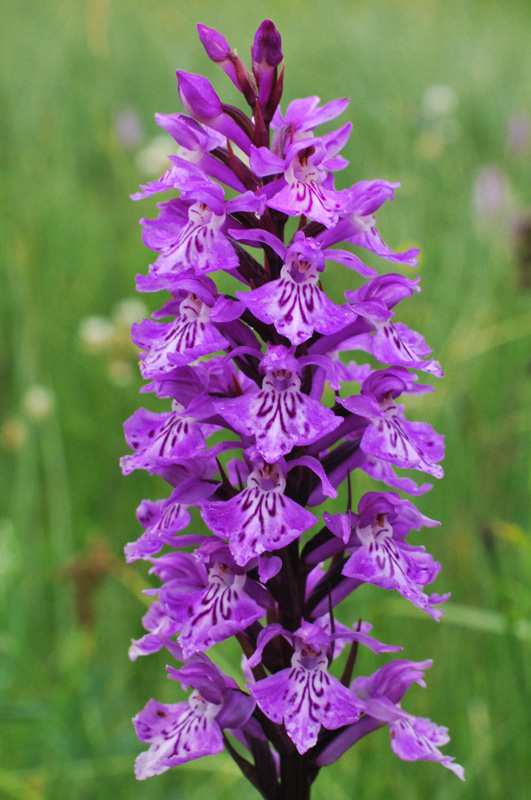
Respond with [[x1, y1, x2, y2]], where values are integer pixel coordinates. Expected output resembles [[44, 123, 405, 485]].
[[342, 528, 446, 619], [133, 295, 230, 377], [249, 650, 363, 754], [202, 485, 317, 566], [362, 698, 465, 780], [129, 602, 181, 660], [133, 694, 224, 778], [120, 405, 206, 475], [161, 564, 267, 656], [125, 494, 194, 562], [217, 370, 340, 463], [238, 259, 355, 345]]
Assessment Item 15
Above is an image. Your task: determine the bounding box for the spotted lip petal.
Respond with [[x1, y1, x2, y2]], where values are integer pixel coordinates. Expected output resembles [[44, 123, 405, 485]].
[[129, 601, 181, 660], [342, 530, 446, 620], [371, 321, 443, 377], [264, 173, 347, 227], [137, 178, 264, 283], [160, 563, 268, 656], [125, 494, 194, 562], [120, 406, 206, 475], [362, 697, 465, 781], [248, 640, 364, 754], [238, 255, 355, 345], [201, 465, 318, 565], [345, 275, 443, 376], [216, 364, 341, 463], [316, 659, 435, 767], [360, 413, 444, 479], [133, 296, 230, 378], [133, 695, 224, 778], [340, 370, 444, 479], [252, 138, 350, 227], [148, 201, 239, 278]]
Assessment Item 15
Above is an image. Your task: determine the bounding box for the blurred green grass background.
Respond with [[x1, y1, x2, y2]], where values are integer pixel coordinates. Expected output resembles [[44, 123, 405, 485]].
[[1, 0, 531, 798]]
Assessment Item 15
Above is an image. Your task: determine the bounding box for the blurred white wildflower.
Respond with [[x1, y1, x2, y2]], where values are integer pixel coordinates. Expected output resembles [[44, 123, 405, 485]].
[[79, 316, 115, 353], [135, 135, 174, 176], [23, 385, 55, 421], [418, 84, 460, 158], [112, 298, 148, 329], [422, 84, 458, 117], [80, 299, 147, 385]]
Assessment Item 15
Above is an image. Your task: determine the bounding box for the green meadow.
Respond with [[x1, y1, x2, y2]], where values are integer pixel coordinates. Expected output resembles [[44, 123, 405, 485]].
[[1, 0, 530, 797]]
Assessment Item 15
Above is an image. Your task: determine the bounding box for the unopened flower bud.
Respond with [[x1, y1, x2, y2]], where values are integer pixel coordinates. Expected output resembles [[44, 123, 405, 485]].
[[252, 20, 283, 110]]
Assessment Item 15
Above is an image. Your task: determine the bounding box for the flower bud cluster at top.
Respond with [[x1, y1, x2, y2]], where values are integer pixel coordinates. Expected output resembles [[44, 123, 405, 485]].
[[122, 20, 464, 797]]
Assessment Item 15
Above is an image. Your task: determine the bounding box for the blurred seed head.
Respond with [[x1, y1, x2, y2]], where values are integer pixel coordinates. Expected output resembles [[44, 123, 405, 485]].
[[108, 359, 135, 386], [1, 418, 27, 451]]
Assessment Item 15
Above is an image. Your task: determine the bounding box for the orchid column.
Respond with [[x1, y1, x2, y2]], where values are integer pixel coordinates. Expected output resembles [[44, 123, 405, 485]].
[[122, 20, 463, 800]]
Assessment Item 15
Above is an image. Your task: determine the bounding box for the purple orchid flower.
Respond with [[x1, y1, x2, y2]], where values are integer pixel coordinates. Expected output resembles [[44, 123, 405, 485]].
[[124, 490, 196, 562], [132, 279, 248, 378], [317, 180, 420, 267], [216, 344, 341, 462], [271, 94, 349, 157], [340, 367, 445, 478], [236, 231, 356, 345], [134, 659, 255, 778], [325, 492, 449, 619], [247, 619, 399, 754], [124, 20, 462, 796], [120, 399, 210, 475], [201, 457, 318, 565], [139, 545, 270, 657], [250, 135, 351, 227], [134, 181, 264, 289], [345, 273, 443, 376], [129, 601, 182, 660], [363, 698, 466, 780]]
